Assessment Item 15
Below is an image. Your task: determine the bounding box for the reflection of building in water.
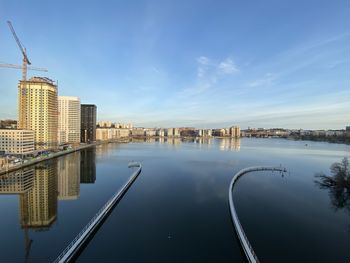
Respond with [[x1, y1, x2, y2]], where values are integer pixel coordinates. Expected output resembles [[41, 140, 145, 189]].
[[155, 137, 165, 143], [0, 169, 34, 194], [20, 161, 58, 228], [145, 137, 156, 143], [195, 138, 213, 145], [57, 152, 80, 200], [80, 148, 96, 184], [167, 138, 181, 145], [219, 138, 241, 151], [131, 137, 146, 143]]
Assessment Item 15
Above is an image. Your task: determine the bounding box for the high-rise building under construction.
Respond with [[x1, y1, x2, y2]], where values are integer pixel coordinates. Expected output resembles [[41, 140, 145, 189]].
[[18, 77, 58, 149]]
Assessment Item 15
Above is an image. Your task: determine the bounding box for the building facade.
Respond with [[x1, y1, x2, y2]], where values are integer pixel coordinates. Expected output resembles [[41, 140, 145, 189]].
[[18, 77, 58, 149], [229, 126, 241, 138], [58, 96, 81, 145], [0, 129, 34, 155], [81, 104, 97, 143], [131, 128, 145, 137], [96, 128, 130, 141]]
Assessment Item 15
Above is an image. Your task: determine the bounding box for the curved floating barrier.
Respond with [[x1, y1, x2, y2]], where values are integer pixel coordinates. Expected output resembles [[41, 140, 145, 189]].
[[53, 162, 142, 263], [229, 166, 286, 263]]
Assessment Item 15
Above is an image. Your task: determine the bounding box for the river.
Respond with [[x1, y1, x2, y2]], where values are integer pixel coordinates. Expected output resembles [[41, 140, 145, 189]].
[[0, 138, 349, 262]]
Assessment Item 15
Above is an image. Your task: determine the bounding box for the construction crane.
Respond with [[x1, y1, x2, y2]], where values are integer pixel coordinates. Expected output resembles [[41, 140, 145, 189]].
[[0, 62, 47, 73], [3, 21, 48, 129], [7, 20, 33, 81]]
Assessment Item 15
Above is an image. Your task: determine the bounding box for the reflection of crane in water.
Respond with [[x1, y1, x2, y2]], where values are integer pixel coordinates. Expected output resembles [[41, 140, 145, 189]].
[[0, 166, 57, 262], [21, 198, 33, 263], [0, 170, 35, 262]]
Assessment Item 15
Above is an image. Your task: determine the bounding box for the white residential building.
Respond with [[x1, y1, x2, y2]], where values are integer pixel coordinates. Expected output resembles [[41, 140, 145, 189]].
[[0, 129, 35, 155], [58, 96, 81, 145]]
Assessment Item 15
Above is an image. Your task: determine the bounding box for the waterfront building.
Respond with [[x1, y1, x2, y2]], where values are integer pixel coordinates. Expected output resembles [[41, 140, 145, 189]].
[[229, 126, 240, 138], [0, 129, 34, 155], [131, 128, 145, 137], [166, 128, 174, 137], [145, 129, 156, 137], [174, 128, 180, 137], [0, 119, 17, 129], [156, 129, 165, 137], [18, 77, 58, 150], [58, 96, 81, 145], [196, 129, 212, 137], [96, 128, 110, 141], [166, 128, 180, 137], [96, 128, 130, 141], [117, 128, 130, 138], [179, 127, 196, 137], [81, 104, 97, 143]]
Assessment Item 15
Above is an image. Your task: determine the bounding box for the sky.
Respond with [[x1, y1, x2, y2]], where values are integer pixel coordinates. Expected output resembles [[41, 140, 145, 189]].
[[0, 0, 349, 129]]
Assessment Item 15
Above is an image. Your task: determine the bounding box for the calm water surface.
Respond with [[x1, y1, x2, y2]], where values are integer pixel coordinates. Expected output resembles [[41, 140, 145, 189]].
[[0, 138, 349, 262]]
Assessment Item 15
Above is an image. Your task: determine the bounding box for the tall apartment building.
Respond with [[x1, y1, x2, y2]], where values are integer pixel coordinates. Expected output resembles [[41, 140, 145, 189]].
[[0, 129, 34, 155], [229, 126, 241, 138], [81, 104, 96, 143], [18, 77, 58, 149], [58, 96, 81, 145]]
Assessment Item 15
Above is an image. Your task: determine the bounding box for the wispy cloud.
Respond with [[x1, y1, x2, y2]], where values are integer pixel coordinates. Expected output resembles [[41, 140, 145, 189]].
[[248, 73, 276, 87], [197, 56, 211, 65], [180, 56, 240, 97], [218, 58, 239, 74]]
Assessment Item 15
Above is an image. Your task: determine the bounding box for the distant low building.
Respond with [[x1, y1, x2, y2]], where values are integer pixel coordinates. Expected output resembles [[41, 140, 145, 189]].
[[229, 126, 240, 138], [0, 129, 34, 155], [346, 126, 350, 137], [96, 128, 130, 141], [0, 120, 17, 129], [131, 128, 145, 137], [179, 127, 196, 137], [166, 128, 180, 137], [196, 129, 212, 137], [145, 129, 156, 137], [156, 129, 165, 137]]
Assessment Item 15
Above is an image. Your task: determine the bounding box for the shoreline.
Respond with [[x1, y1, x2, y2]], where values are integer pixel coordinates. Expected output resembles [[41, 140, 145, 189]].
[[0, 139, 129, 176], [2, 135, 348, 176], [0, 143, 95, 175]]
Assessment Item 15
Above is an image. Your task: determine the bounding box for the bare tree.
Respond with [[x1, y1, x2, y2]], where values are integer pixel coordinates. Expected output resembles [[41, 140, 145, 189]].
[[315, 157, 350, 213]]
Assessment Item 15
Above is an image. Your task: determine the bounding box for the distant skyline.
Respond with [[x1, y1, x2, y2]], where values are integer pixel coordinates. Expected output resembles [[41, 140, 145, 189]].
[[0, 0, 349, 129]]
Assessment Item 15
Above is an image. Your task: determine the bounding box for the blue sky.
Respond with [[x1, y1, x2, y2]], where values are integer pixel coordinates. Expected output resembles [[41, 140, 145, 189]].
[[0, 0, 349, 129]]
